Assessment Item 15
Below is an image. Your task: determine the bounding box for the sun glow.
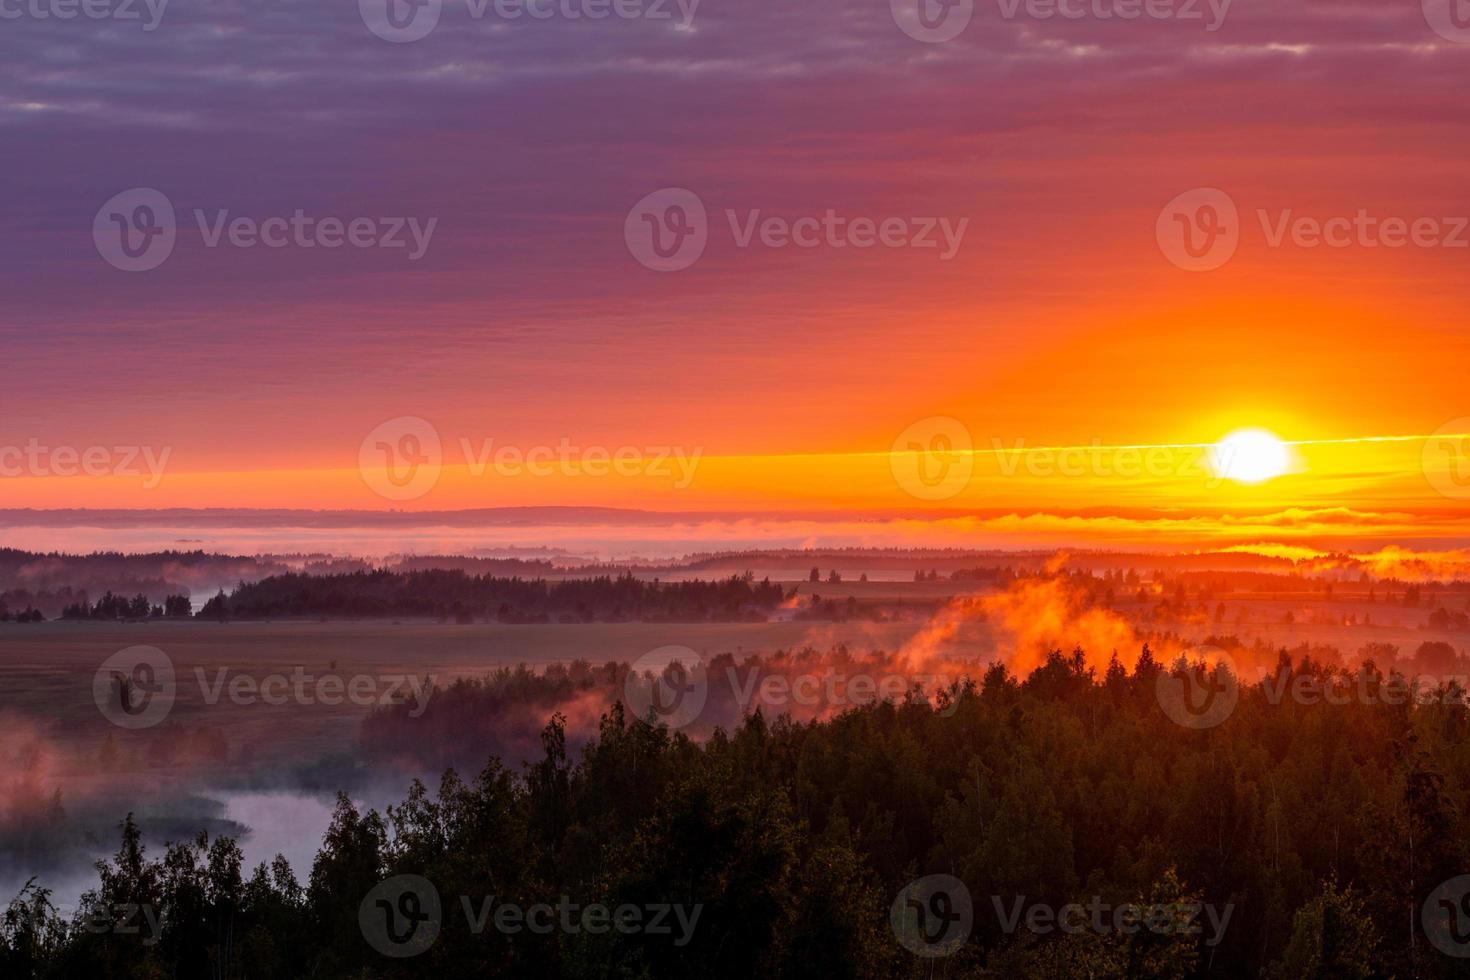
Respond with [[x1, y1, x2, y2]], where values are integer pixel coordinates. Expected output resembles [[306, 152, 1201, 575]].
[[1210, 428, 1293, 485]]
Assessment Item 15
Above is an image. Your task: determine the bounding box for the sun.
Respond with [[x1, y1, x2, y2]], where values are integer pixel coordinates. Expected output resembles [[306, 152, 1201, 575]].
[[1209, 428, 1293, 485]]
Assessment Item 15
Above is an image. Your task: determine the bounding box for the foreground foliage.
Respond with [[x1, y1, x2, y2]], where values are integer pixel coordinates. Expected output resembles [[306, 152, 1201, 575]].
[[3, 648, 1468, 977]]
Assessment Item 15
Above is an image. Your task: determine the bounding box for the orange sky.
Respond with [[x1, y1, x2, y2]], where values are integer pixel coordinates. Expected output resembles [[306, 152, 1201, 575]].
[[3, 1, 1469, 556]]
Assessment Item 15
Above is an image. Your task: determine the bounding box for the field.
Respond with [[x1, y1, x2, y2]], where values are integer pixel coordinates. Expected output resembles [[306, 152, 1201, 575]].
[[0, 594, 1458, 773], [1, 594, 1466, 930], [0, 616, 987, 909], [0, 618, 958, 765]]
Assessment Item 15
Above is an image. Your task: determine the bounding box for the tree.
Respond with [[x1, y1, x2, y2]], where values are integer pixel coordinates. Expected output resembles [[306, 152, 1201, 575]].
[[1414, 641, 1458, 675], [0, 880, 64, 975], [1271, 881, 1380, 979]]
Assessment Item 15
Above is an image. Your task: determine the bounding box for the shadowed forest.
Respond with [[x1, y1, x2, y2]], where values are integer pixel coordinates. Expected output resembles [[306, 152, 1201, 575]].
[[4, 647, 1467, 977]]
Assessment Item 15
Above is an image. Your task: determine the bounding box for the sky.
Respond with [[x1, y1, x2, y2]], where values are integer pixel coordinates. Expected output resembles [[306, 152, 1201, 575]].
[[2, 0, 1470, 553]]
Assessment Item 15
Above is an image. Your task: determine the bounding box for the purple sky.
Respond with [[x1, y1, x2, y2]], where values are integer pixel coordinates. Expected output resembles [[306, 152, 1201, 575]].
[[3, 0, 1469, 510]]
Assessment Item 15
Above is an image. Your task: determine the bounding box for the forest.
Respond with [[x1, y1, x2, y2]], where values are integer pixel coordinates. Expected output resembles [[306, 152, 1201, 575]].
[[2, 646, 1467, 977], [196, 570, 789, 623]]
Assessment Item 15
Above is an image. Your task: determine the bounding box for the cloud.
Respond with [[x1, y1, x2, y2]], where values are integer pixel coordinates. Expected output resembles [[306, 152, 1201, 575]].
[[4, 0, 1469, 502]]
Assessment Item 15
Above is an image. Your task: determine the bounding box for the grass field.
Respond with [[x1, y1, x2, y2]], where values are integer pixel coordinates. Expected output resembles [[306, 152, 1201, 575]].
[[0, 619, 948, 767], [0, 605, 1464, 916], [0, 599, 1456, 773]]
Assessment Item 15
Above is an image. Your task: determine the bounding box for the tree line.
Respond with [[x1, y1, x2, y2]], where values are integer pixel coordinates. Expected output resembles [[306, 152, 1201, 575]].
[[195, 570, 788, 623], [59, 593, 193, 621], [4, 646, 1469, 976]]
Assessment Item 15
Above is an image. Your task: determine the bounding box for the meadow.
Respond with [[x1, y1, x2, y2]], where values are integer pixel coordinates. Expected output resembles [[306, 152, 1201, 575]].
[[1, 584, 1463, 932]]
